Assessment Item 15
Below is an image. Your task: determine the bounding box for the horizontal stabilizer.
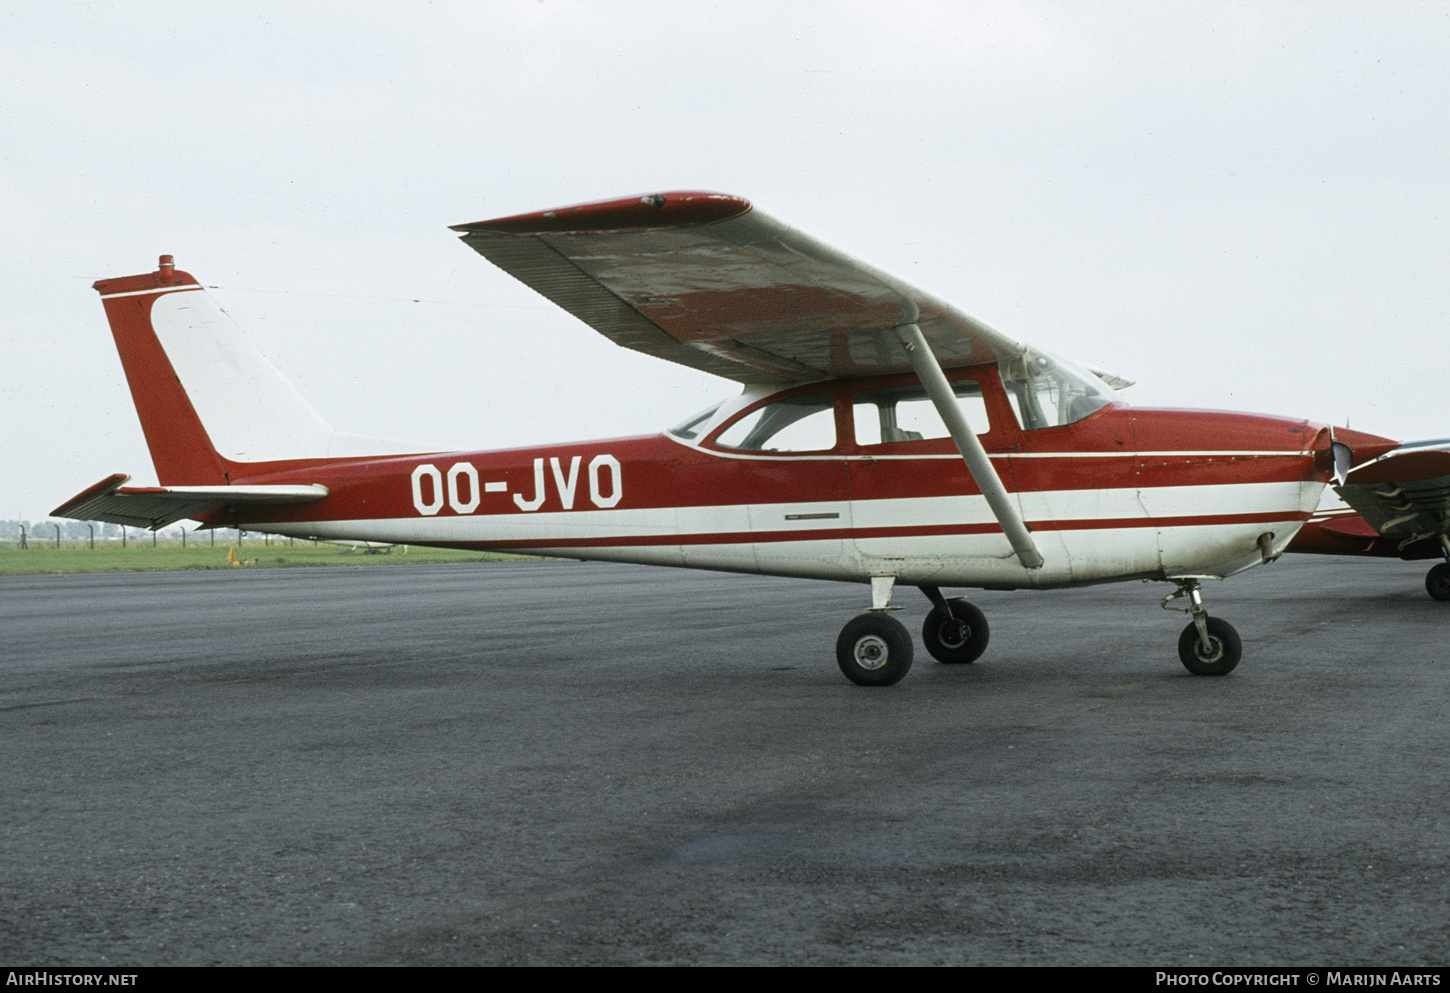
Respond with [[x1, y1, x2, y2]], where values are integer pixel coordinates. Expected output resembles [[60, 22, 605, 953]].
[[52, 473, 329, 531]]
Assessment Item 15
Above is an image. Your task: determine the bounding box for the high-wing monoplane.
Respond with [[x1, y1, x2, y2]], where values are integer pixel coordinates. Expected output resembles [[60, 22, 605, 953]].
[[55, 192, 1421, 685]]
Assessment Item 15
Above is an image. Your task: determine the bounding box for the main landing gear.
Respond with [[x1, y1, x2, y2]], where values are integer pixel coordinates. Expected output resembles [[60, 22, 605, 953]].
[[1428, 564, 1450, 602], [1162, 580, 1242, 676], [835, 580, 991, 686], [1426, 537, 1450, 602]]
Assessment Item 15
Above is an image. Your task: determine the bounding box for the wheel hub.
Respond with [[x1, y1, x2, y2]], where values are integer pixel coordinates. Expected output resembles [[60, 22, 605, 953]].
[[853, 635, 890, 670], [937, 620, 969, 649]]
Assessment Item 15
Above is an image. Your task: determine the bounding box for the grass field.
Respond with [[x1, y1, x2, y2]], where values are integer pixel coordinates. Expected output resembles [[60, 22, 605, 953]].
[[0, 542, 534, 575]]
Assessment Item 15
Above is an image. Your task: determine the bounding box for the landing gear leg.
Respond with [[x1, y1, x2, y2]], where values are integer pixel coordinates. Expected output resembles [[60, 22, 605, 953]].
[[919, 585, 990, 664], [836, 576, 913, 686], [1427, 537, 1450, 602], [1162, 580, 1242, 676]]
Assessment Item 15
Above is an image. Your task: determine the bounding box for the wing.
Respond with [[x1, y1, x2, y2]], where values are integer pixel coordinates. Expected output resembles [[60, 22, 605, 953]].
[[1289, 440, 1450, 559], [451, 191, 1025, 385], [1337, 441, 1450, 550], [53, 473, 329, 531]]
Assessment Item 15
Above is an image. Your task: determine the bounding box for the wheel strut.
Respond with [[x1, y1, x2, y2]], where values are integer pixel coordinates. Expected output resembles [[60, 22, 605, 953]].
[[1162, 580, 1212, 648], [920, 584, 950, 615]]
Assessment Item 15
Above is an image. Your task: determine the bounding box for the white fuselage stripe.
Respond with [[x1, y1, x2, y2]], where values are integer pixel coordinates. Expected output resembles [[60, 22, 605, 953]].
[[266, 481, 1314, 545]]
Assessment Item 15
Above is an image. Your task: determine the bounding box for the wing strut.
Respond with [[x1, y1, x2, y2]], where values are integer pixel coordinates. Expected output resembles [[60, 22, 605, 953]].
[[893, 320, 1044, 570]]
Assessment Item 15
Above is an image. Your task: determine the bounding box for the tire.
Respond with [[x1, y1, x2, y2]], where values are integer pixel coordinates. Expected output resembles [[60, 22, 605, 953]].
[[836, 613, 914, 686], [1177, 617, 1242, 676], [921, 598, 989, 664], [1427, 563, 1450, 602]]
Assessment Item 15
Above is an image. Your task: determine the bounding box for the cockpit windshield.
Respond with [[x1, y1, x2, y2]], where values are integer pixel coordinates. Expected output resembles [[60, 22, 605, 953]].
[[998, 349, 1117, 431]]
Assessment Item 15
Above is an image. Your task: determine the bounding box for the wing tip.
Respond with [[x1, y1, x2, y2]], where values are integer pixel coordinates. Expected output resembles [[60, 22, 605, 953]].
[[52, 472, 131, 518], [450, 191, 751, 235]]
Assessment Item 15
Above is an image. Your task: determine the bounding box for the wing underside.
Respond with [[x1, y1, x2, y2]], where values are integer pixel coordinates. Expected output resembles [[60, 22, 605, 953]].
[[452, 191, 1024, 385]]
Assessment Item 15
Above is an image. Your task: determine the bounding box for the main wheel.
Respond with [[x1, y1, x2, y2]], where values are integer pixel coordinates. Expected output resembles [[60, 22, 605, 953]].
[[836, 613, 914, 686], [1426, 563, 1450, 602], [922, 598, 989, 664], [1177, 617, 1242, 676]]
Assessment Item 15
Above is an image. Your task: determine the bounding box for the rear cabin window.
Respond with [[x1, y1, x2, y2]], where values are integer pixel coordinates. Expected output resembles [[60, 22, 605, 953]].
[[852, 380, 991, 446], [712, 393, 837, 452], [667, 402, 723, 441]]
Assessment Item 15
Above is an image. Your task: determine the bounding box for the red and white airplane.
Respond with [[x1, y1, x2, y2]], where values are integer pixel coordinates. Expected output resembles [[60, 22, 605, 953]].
[[54, 191, 1449, 685]]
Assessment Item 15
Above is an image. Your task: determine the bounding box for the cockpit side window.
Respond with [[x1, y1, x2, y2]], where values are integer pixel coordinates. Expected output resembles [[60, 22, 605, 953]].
[[999, 350, 1115, 430], [710, 393, 837, 452], [852, 379, 991, 446]]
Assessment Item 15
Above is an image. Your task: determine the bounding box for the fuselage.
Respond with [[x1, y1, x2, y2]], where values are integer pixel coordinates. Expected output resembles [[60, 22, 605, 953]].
[[202, 364, 1347, 591]]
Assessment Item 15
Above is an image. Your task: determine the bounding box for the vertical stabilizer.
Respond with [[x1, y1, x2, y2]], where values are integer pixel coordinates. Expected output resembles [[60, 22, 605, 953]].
[[93, 257, 424, 485], [94, 258, 234, 484]]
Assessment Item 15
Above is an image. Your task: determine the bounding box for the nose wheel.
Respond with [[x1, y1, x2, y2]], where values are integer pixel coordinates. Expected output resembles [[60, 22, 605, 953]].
[[1176, 616, 1242, 675], [1164, 580, 1242, 676]]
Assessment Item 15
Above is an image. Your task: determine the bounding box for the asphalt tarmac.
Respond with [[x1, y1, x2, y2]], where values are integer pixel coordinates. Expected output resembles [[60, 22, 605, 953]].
[[1, 556, 1446, 966]]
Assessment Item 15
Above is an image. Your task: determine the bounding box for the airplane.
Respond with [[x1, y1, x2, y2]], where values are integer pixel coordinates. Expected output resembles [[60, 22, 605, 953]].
[[53, 190, 1445, 687]]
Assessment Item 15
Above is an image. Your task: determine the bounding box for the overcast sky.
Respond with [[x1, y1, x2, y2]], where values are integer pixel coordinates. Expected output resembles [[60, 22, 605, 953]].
[[4, 1, 1447, 521]]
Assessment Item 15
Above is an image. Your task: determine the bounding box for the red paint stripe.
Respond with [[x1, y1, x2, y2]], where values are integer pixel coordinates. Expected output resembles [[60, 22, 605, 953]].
[[468, 510, 1310, 550]]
